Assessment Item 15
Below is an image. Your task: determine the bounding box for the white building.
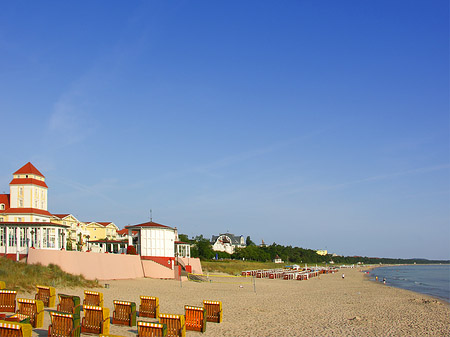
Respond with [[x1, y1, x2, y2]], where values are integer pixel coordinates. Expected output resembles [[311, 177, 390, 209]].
[[211, 233, 246, 254], [125, 221, 190, 259], [0, 163, 69, 258]]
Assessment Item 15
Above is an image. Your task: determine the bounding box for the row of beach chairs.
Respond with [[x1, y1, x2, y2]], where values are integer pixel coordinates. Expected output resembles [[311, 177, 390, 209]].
[[0, 286, 222, 337]]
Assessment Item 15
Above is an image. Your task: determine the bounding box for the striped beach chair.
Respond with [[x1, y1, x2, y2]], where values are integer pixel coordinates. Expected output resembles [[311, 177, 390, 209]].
[[0, 290, 16, 313], [0, 321, 32, 337], [158, 314, 185, 337], [35, 285, 56, 307], [137, 321, 167, 337], [138, 296, 159, 318], [112, 300, 136, 326], [16, 298, 44, 328], [184, 305, 206, 332], [83, 291, 104, 307], [81, 305, 110, 335], [203, 300, 222, 323], [48, 311, 81, 337]]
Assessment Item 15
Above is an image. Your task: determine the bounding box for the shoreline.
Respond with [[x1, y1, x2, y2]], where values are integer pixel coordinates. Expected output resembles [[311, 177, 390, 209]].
[[364, 264, 450, 304], [17, 267, 450, 337]]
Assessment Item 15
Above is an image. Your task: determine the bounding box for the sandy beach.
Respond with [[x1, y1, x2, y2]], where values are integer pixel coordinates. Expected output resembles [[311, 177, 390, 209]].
[[17, 267, 450, 337]]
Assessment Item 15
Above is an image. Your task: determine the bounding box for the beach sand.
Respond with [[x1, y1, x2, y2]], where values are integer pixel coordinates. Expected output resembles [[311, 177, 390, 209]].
[[18, 267, 450, 337]]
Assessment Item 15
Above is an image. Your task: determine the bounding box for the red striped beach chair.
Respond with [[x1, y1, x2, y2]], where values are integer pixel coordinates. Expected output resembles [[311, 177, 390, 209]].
[[203, 300, 222, 323], [184, 306, 206, 332], [158, 314, 185, 337]]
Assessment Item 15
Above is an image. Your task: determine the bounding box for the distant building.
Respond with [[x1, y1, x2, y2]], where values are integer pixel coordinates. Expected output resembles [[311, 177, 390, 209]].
[[211, 233, 246, 254], [316, 249, 328, 256], [273, 254, 284, 264]]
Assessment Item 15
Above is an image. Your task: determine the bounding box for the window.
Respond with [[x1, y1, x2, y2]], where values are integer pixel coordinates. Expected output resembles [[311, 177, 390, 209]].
[[0, 204, 4, 210], [0, 228, 4, 246], [19, 228, 26, 247], [0, 217, 3, 222], [8, 228, 16, 246]]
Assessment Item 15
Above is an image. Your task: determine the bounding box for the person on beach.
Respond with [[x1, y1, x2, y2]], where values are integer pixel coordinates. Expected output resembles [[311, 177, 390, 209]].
[[342, 273, 345, 279], [383, 277, 386, 284]]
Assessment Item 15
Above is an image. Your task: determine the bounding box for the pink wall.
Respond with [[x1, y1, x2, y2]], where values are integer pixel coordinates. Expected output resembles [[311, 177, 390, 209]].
[[179, 257, 203, 274], [141, 259, 176, 279], [27, 249, 144, 280]]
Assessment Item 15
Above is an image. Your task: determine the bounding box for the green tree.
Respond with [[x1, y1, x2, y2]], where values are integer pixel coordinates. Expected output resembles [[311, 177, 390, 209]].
[[246, 236, 254, 246]]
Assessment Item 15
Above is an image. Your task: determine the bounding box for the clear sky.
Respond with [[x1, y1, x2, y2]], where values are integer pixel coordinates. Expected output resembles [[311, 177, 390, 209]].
[[0, 1, 448, 260]]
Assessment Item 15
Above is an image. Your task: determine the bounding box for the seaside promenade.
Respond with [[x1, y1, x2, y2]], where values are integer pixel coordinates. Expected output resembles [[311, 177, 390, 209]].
[[15, 267, 450, 337]]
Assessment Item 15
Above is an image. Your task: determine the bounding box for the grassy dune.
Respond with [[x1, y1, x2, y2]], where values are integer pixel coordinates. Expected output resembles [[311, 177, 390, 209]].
[[0, 257, 98, 291]]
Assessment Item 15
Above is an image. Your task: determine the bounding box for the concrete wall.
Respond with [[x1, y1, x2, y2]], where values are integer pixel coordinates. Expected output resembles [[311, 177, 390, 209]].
[[27, 249, 144, 280], [141, 259, 176, 279]]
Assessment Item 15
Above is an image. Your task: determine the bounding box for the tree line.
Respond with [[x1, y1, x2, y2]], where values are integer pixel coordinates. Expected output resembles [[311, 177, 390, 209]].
[[179, 234, 448, 265]]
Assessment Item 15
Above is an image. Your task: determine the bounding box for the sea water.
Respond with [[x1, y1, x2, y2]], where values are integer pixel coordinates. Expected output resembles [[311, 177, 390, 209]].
[[369, 264, 450, 302]]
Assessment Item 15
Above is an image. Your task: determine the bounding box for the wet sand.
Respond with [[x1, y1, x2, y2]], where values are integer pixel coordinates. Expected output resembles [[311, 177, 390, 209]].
[[19, 267, 450, 336]]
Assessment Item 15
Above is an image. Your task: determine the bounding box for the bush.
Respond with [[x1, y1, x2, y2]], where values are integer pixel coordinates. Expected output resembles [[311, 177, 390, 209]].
[[127, 245, 137, 255]]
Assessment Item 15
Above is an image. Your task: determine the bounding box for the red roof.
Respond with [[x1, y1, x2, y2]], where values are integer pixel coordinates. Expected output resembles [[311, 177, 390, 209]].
[[53, 214, 71, 219], [10, 178, 48, 188], [0, 194, 10, 210], [117, 228, 137, 236], [4, 208, 53, 216], [85, 222, 113, 227], [13, 162, 45, 178], [125, 221, 173, 230]]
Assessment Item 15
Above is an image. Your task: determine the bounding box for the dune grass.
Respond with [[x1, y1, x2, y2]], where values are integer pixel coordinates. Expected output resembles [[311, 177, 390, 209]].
[[201, 260, 285, 275], [0, 257, 99, 292]]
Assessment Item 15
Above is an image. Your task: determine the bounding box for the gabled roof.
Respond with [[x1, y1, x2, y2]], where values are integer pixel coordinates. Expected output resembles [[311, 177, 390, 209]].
[[13, 162, 45, 178], [211, 233, 244, 246], [125, 221, 173, 230], [53, 214, 72, 219]]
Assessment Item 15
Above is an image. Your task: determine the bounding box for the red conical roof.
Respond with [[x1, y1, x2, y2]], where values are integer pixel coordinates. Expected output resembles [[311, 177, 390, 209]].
[[13, 162, 45, 178]]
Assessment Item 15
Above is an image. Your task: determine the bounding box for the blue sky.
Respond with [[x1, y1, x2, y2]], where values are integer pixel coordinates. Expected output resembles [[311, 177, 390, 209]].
[[0, 1, 448, 259]]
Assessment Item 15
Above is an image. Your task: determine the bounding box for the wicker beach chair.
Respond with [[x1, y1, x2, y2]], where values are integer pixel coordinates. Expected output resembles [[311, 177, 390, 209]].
[[112, 300, 136, 326], [48, 311, 81, 337], [158, 314, 185, 337], [0, 290, 17, 313], [57, 294, 81, 318], [35, 285, 56, 307], [81, 305, 110, 335], [184, 305, 206, 332], [16, 299, 44, 328], [83, 291, 104, 307], [203, 300, 222, 323], [0, 321, 32, 337], [138, 296, 159, 318], [136, 321, 167, 337]]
